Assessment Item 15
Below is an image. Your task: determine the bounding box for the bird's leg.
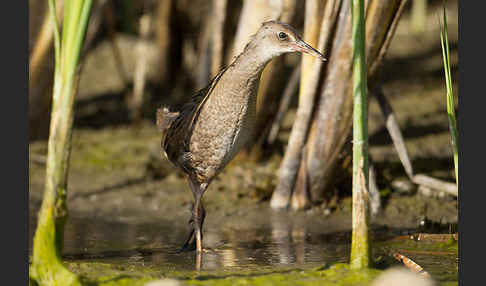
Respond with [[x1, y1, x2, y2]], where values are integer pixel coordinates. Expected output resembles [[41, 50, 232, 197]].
[[193, 193, 206, 252], [178, 205, 196, 252], [178, 178, 207, 253], [191, 178, 207, 253]]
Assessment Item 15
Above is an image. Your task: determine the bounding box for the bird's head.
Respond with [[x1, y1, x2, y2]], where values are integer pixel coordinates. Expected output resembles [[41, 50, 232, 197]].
[[251, 20, 326, 61]]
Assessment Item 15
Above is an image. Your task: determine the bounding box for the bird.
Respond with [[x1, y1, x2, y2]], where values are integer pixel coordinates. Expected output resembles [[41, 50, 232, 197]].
[[156, 20, 326, 253]]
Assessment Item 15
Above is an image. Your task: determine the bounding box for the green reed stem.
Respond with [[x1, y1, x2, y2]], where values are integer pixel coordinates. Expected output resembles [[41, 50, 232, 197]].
[[350, 0, 372, 270], [30, 1, 93, 285]]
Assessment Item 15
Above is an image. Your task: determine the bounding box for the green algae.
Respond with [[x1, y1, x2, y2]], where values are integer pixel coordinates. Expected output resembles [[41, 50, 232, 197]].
[[437, 236, 458, 252], [70, 126, 160, 171], [30, 124, 162, 172], [185, 264, 381, 286], [66, 261, 158, 286], [30, 201, 83, 286], [62, 262, 383, 286], [377, 236, 458, 254]]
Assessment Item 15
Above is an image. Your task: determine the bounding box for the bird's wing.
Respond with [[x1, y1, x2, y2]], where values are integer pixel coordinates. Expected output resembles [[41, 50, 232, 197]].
[[163, 67, 229, 173], [187, 66, 228, 131]]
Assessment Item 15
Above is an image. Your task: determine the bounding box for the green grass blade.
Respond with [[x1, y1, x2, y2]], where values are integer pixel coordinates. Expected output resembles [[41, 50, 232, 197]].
[[439, 0, 458, 185]]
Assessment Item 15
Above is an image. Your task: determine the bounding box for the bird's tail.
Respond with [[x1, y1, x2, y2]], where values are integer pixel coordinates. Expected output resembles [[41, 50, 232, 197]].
[[156, 107, 179, 132]]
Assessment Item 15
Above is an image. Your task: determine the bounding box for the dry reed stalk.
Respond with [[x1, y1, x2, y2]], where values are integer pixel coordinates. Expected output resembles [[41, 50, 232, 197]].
[[29, 1, 64, 91], [291, 0, 406, 209], [410, 0, 427, 35], [392, 252, 431, 278], [267, 65, 301, 145], [196, 17, 213, 89], [155, 0, 172, 84], [210, 0, 228, 78], [130, 13, 152, 121], [104, 0, 129, 87], [413, 174, 457, 196], [29, 1, 64, 140], [246, 0, 298, 156], [271, 0, 341, 209], [374, 86, 413, 178]]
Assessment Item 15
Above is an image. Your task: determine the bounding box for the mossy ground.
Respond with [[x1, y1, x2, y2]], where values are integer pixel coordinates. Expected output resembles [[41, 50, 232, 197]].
[[56, 231, 457, 285], [63, 262, 384, 286]]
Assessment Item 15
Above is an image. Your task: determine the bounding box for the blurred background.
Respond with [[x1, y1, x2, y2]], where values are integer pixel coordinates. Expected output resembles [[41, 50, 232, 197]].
[[29, 0, 458, 278]]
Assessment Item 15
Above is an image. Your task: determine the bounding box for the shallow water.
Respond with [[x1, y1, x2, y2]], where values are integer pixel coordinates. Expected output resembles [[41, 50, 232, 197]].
[[29, 213, 457, 284], [29, 214, 352, 272]]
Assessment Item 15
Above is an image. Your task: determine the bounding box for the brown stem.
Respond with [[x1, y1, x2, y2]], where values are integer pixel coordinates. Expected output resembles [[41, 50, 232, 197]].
[[374, 85, 414, 178], [297, 0, 406, 206], [271, 0, 341, 209], [210, 0, 228, 78], [267, 65, 301, 145], [413, 174, 458, 196], [155, 0, 172, 84], [130, 12, 152, 121], [104, 0, 129, 87]]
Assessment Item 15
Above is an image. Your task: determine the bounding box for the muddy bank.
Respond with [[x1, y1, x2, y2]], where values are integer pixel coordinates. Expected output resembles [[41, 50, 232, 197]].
[[29, 118, 457, 226]]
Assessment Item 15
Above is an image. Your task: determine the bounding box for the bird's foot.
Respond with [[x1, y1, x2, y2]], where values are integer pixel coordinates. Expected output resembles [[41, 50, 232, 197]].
[[177, 227, 196, 253], [177, 240, 196, 253]]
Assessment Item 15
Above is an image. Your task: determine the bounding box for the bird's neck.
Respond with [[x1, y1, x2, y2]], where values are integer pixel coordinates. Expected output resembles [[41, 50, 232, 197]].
[[230, 40, 275, 77]]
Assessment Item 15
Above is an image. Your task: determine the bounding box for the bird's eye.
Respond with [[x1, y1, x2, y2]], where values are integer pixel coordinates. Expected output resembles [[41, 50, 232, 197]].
[[278, 32, 288, 40]]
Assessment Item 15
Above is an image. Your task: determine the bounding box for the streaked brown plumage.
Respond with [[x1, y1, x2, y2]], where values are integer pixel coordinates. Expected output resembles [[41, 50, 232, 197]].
[[156, 21, 325, 253]]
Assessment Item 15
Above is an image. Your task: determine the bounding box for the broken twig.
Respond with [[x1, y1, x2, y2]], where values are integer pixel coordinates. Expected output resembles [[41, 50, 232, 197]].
[[392, 252, 431, 278]]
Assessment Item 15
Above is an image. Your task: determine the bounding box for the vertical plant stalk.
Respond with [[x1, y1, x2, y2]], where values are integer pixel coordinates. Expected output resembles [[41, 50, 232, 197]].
[[271, 0, 340, 209], [29, 0, 64, 93], [293, 0, 406, 209], [411, 0, 427, 35], [287, 0, 326, 210], [267, 65, 301, 145], [439, 4, 458, 185], [350, 0, 371, 269], [248, 0, 297, 156], [155, 0, 172, 84], [229, 0, 284, 61], [30, 0, 93, 285], [104, 0, 129, 87], [29, 0, 64, 140], [300, 0, 326, 93], [196, 17, 213, 88], [130, 13, 152, 121], [210, 0, 227, 78]]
